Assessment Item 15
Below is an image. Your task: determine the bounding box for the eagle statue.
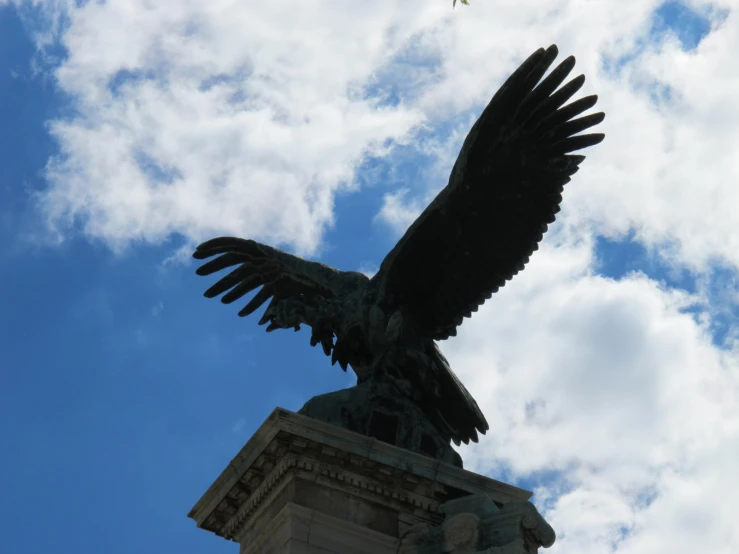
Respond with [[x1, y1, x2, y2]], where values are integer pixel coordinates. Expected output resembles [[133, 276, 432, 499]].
[[192, 45, 605, 457]]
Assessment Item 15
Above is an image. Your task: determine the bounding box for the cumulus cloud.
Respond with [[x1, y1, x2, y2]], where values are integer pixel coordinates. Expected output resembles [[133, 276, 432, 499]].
[[18, 0, 739, 269], [8, 0, 739, 553], [563, 10, 739, 273], [446, 237, 739, 553], [30, 0, 439, 254]]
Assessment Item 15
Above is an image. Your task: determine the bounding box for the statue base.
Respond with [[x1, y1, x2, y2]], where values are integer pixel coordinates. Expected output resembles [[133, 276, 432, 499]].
[[298, 381, 463, 467], [188, 408, 555, 553]]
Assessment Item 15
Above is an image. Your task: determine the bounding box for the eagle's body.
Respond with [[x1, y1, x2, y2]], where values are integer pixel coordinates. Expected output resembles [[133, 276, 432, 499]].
[[192, 45, 605, 448]]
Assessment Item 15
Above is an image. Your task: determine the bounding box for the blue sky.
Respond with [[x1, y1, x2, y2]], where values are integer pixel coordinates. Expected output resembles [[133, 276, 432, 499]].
[[1, 2, 737, 554]]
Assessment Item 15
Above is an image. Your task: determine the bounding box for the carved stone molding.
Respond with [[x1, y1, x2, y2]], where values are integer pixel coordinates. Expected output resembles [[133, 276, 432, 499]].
[[222, 453, 451, 541], [399, 494, 556, 553], [188, 408, 548, 553]]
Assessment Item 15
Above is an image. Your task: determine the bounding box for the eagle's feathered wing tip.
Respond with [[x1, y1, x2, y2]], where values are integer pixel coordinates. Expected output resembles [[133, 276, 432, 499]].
[[192, 236, 254, 260]]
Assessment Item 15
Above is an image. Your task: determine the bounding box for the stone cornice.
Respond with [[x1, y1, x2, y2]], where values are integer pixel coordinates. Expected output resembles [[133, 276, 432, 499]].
[[188, 408, 532, 540], [225, 453, 456, 542]]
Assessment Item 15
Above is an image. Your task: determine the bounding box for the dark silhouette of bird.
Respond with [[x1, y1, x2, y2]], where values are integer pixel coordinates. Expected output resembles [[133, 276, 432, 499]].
[[192, 45, 605, 447]]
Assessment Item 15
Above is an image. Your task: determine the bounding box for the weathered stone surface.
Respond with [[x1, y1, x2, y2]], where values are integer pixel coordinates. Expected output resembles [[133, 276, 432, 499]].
[[399, 494, 555, 553], [240, 502, 400, 554], [188, 408, 554, 554]]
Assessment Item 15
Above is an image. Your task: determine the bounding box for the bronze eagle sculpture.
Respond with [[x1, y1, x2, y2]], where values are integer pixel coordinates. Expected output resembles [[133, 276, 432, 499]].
[[192, 45, 605, 448]]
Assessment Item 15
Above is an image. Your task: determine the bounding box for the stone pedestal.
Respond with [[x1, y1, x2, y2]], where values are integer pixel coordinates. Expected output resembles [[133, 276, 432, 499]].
[[188, 408, 555, 553]]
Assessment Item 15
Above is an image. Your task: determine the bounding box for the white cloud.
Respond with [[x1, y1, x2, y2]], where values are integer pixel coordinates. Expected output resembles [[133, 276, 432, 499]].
[[17, 0, 739, 269], [357, 261, 379, 279], [30, 0, 439, 255], [375, 188, 422, 232], [445, 237, 739, 553], [561, 11, 739, 273], [8, 0, 739, 553]]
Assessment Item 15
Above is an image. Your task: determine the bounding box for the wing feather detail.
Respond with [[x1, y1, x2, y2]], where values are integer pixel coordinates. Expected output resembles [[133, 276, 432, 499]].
[[193, 237, 356, 318], [373, 45, 605, 340]]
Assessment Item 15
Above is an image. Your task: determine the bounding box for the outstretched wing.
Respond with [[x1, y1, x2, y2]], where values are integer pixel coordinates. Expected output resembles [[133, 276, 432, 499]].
[[192, 237, 361, 329], [373, 44, 605, 340]]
